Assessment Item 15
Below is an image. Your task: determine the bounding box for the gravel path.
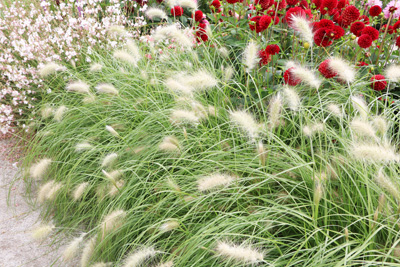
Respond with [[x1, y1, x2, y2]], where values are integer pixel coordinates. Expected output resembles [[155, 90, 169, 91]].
[[0, 139, 72, 267]]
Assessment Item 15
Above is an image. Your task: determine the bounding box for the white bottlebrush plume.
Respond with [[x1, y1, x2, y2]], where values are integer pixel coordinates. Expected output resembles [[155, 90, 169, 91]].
[[350, 142, 400, 163], [350, 118, 377, 139], [215, 241, 263, 264], [167, 178, 181, 192], [223, 65, 234, 82], [153, 25, 179, 41], [170, 109, 200, 126], [126, 39, 142, 62], [208, 106, 217, 116], [197, 173, 236, 192], [96, 83, 119, 95], [159, 136, 181, 153], [372, 116, 388, 135], [351, 96, 369, 120], [101, 153, 118, 168], [159, 219, 180, 232], [81, 237, 97, 267], [191, 101, 208, 119], [39, 62, 66, 77], [63, 234, 86, 261], [73, 182, 89, 201], [385, 65, 400, 82], [108, 25, 128, 36], [165, 78, 194, 96], [326, 103, 343, 117], [108, 179, 125, 197], [145, 7, 167, 20], [101, 209, 127, 236], [92, 263, 113, 267], [218, 47, 230, 58], [182, 70, 218, 92], [123, 247, 157, 267], [243, 40, 259, 73], [290, 15, 313, 46], [105, 125, 120, 138], [328, 57, 356, 84], [157, 261, 174, 267], [303, 122, 324, 137], [268, 94, 283, 128], [314, 182, 324, 205], [282, 86, 301, 111], [170, 30, 194, 49], [32, 223, 55, 241], [76, 142, 93, 152], [37, 180, 55, 203], [90, 63, 103, 72], [30, 158, 52, 180], [83, 94, 96, 104], [375, 168, 400, 200], [102, 169, 123, 183], [66, 81, 91, 94], [45, 182, 62, 201], [178, 0, 197, 9], [257, 141, 267, 166], [113, 50, 138, 67], [286, 61, 321, 89], [229, 110, 261, 140], [41, 106, 53, 119], [54, 105, 67, 122]]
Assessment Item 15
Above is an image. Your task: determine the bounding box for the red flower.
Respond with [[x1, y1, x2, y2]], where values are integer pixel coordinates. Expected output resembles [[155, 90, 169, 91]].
[[332, 25, 345, 39], [284, 67, 301, 86], [255, 0, 274, 9], [287, 0, 299, 5], [318, 59, 337, 78], [369, 5, 382, 16], [194, 10, 203, 22], [393, 20, 400, 31], [300, 0, 309, 8], [259, 50, 272, 65], [357, 34, 372, 48], [380, 24, 394, 34], [249, 16, 267, 33], [360, 26, 379, 40], [359, 15, 370, 24], [341, 5, 360, 26], [226, 0, 240, 3], [285, 7, 306, 24], [321, 0, 338, 15], [265, 44, 280, 55], [370, 75, 387, 91], [171, 6, 184, 16], [313, 0, 322, 8], [357, 61, 368, 66], [396, 36, 400, 47], [350, 21, 365, 36], [314, 28, 333, 47], [337, 0, 348, 9], [274, 0, 287, 10], [210, 0, 221, 9], [316, 19, 335, 30], [259, 15, 272, 30]]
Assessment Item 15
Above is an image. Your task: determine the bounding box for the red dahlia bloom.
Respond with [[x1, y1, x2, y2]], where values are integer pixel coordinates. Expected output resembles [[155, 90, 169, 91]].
[[341, 5, 360, 26], [357, 61, 368, 66], [265, 44, 280, 55], [300, 0, 309, 8], [337, 0, 348, 9], [249, 16, 262, 32], [260, 15, 272, 30], [210, 0, 221, 9], [357, 34, 372, 48], [316, 19, 335, 30], [321, 0, 338, 15], [287, 0, 299, 5], [313, 0, 322, 8], [259, 50, 272, 65], [318, 59, 337, 78], [370, 75, 387, 91], [359, 15, 370, 24], [171, 6, 184, 16], [332, 25, 345, 39], [360, 26, 379, 40], [350, 21, 365, 36], [284, 67, 301, 86], [380, 24, 395, 34], [274, 0, 287, 10], [314, 28, 334, 47], [396, 36, 400, 47], [285, 7, 306, 24], [194, 10, 203, 21], [227, 0, 241, 3], [393, 20, 400, 31], [369, 5, 382, 16], [255, 0, 274, 9]]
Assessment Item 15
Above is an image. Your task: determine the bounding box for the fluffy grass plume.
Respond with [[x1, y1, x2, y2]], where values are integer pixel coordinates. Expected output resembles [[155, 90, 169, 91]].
[[92, 263, 113, 267], [170, 109, 200, 126], [215, 241, 264, 264], [41, 106, 53, 119], [126, 39, 142, 62], [197, 173, 237, 192], [182, 70, 218, 92], [375, 168, 400, 201], [105, 125, 120, 138], [102, 169, 123, 183], [32, 223, 55, 241], [39, 62, 66, 77], [62, 234, 86, 261], [268, 94, 283, 128], [372, 116, 388, 135], [286, 61, 321, 89], [123, 247, 157, 267], [66, 81, 91, 94], [243, 40, 259, 73], [75, 142, 94, 152], [44, 181, 62, 201], [384, 64, 400, 82], [73, 182, 90, 201], [90, 63, 103, 72], [108, 25, 128, 36], [326, 103, 343, 117], [30, 158, 52, 180], [101, 209, 127, 237], [96, 83, 119, 95], [165, 78, 194, 96], [178, 0, 197, 9], [229, 110, 261, 140], [159, 219, 180, 232], [101, 153, 118, 168], [351, 96, 369, 120], [159, 136, 181, 153], [257, 141, 267, 166], [290, 15, 313, 46], [54, 105, 67, 122], [282, 86, 300, 111], [157, 261, 174, 267], [303, 122, 324, 137], [350, 143, 400, 163], [145, 7, 167, 20], [38, 180, 55, 203], [113, 50, 139, 67], [350, 118, 377, 139], [328, 57, 356, 84], [81, 237, 97, 267]]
